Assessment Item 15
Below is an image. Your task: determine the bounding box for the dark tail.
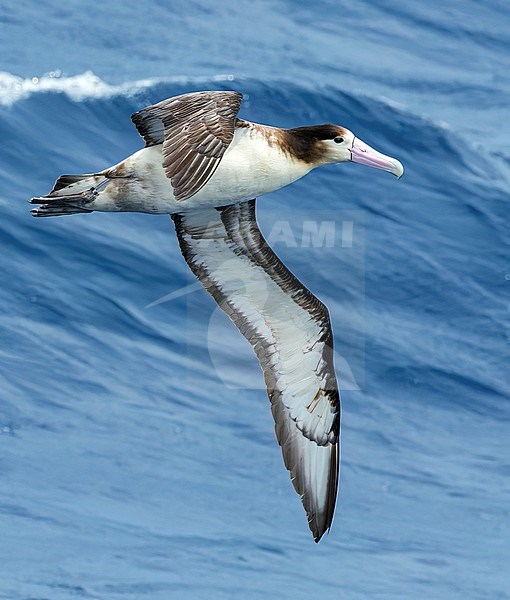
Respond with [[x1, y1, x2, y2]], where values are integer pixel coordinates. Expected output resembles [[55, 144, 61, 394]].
[[29, 173, 107, 217]]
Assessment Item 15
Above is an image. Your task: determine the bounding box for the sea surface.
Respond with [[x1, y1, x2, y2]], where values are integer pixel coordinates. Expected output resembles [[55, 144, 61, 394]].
[[0, 1, 509, 599]]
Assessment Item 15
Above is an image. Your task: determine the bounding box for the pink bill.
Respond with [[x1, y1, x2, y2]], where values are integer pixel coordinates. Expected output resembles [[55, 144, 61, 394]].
[[350, 137, 404, 178]]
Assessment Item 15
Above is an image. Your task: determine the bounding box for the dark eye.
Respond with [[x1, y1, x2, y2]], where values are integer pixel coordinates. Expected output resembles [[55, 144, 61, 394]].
[[334, 136, 344, 144]]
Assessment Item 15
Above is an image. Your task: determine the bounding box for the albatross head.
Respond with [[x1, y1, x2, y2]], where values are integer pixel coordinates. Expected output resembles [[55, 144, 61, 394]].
[[322, 125, 404, 178], [288, 124, 404, 178]]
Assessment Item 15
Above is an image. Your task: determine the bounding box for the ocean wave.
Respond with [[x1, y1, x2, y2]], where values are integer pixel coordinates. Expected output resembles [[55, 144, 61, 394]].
[[0, 69, 450, 133], [0, 70, 237, 107]]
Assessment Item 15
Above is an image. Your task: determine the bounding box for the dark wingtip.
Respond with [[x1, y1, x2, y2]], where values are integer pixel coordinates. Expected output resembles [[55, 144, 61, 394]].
[[311, 521, 330, 543]]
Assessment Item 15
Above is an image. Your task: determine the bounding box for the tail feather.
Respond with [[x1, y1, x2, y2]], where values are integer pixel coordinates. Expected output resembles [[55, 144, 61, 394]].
[[30, 203, 94, 217], [49, 174, 95, 194], [30, 173, 107, 217]]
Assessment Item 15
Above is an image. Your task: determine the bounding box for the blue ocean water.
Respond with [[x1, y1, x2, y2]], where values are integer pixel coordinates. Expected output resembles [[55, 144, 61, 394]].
[[1, 1, 509, 598]]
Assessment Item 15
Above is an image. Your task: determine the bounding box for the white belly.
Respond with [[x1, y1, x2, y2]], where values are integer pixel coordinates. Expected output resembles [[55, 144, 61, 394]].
[[91, 127, 313, 214]]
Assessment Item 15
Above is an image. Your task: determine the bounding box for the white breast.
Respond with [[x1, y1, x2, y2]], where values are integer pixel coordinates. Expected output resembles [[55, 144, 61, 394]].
[[193, 126, 313, 205]]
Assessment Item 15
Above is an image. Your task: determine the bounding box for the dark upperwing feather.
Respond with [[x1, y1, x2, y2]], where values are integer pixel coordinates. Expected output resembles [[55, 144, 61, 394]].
[[131, 91, 243, 202]]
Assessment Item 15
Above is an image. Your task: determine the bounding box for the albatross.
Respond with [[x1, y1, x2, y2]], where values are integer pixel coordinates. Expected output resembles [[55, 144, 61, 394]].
[[30, 91, 403, 542]]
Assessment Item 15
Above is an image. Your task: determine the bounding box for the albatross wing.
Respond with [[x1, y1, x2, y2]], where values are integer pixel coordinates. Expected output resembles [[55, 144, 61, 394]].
[[131, 91, 243, 202], [172, 200, 340, 541]]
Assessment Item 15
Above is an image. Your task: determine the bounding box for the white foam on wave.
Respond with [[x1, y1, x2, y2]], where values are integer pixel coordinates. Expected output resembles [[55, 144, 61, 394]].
[[0, 70, 236, 107]]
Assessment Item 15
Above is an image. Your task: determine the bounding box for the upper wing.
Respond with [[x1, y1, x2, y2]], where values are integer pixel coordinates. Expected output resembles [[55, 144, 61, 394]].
[[171, 200, 340, 542], [131, 91, 243, 201]]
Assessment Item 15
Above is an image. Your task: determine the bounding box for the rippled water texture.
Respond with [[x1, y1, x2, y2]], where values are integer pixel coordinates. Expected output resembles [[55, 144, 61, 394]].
[[0, 1, 509, 598]]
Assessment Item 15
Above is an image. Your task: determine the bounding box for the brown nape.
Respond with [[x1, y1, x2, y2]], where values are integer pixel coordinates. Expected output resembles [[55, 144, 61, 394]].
[[235, 118, 251, 128], [277, 124, 347, 164]]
